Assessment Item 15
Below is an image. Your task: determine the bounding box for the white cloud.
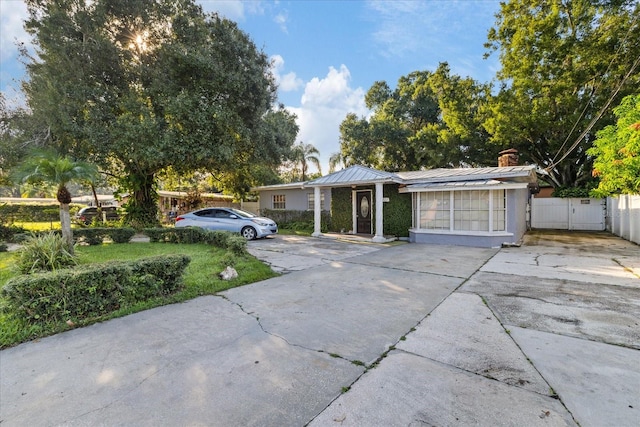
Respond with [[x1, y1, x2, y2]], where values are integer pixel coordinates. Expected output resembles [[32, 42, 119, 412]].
[[270, 55, 303, 92], [287, 65, 369, 175], [0, 1, 29, 63], [273, 11, 288, 33]]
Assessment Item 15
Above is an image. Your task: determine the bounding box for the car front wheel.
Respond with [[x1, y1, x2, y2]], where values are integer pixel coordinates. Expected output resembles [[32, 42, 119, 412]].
[[241, 226, 257, 240]]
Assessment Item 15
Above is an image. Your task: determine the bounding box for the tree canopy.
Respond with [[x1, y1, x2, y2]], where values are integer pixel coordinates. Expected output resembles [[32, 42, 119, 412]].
[[338, 63, 495, 172], [484, 0, 640, 189], [588, 94, 640, 196], [19, 0, 297, 226]]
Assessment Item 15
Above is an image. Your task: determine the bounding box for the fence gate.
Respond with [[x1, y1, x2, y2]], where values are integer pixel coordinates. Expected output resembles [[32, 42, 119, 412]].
[[531, 198, 606, 231]]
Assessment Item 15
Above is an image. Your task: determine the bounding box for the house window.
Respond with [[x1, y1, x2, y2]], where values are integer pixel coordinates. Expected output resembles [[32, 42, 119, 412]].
[[273, 194, 286, 210], [454, 190, 489, 231], [492, 190, 506, 231], [416, 189, 506, 232], [307, 192, 325, 210], [419, 191, 450, 230]]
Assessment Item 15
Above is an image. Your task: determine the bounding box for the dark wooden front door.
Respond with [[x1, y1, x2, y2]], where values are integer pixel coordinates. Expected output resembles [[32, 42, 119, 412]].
[[356, 191, 372, 234]]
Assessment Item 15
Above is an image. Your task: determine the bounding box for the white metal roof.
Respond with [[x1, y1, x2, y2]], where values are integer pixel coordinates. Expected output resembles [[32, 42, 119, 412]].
[[396, 165, 537, 184], [307, 165, 400, 187], [399, 179, 531, 193], [252, 165, 538, 192], [250, 182, 307, 191]]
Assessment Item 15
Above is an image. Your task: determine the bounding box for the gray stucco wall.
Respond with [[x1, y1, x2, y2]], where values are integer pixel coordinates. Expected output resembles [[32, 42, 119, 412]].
[[258, 188, 332, 213]]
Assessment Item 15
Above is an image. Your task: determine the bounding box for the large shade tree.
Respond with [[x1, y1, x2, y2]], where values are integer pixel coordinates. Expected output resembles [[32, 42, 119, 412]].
[[338, 63, 494, 171], [20, 0, 295, 227], [484, 0, 640, 189]]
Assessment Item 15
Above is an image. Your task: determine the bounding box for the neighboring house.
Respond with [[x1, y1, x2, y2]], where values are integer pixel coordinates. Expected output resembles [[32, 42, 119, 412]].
[[253, 153, 538, 248], [157, 190, 239, 221]]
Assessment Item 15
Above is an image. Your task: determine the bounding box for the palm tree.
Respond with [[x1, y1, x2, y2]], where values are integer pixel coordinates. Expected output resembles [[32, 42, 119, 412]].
[[291, 142, 322, 181], [329, 151, 345, 174], [13, 150, 99, 253]]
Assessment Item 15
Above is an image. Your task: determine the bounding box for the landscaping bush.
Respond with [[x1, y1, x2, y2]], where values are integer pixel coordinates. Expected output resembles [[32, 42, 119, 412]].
[[226, 235, 247, 255], [0, 224, 27, 242], [73, 227, 136, 245], [143, 228, 245, 253], [16, 232, 77, 274], [2, 254, 191, 324], [109, 227, 136, 243], [143, 227, 207, 244]]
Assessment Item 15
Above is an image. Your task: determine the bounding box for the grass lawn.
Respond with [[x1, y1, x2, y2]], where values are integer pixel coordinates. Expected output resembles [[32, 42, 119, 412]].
[[0, 242, 277, 348]]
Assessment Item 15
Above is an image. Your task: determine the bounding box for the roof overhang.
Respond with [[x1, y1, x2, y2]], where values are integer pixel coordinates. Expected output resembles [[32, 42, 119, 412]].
[[399, 180, 530, 193], [250, 182, 307, 191]]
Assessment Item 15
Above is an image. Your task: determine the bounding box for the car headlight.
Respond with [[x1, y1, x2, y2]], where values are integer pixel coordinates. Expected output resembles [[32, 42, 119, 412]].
[[251, 219, 270, 226]]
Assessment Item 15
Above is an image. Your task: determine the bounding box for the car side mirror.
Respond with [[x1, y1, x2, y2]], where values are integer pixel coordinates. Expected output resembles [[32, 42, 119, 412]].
[[229, 214, 238, 219]]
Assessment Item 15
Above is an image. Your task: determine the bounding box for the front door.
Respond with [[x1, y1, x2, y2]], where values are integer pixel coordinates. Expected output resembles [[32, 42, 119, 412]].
[[356, 191, 372, 234]]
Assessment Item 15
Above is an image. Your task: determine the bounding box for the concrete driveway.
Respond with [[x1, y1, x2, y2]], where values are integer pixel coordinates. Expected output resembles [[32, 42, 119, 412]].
[[1, 232, 638, 426]]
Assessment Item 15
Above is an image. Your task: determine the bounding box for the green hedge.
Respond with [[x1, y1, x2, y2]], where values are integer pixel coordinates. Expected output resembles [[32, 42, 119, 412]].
[[74, 227, 136, 245], [143, 227, 247, 254], [330, 187, 353, 232], [1, 254, 190, 324], [328, 185, 410, 237], [260, 209, 331, 229], [0, 203, 82, 223]]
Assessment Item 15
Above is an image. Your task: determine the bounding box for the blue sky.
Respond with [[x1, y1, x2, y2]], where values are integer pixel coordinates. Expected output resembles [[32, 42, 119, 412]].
[[0, 0, 502, 173]]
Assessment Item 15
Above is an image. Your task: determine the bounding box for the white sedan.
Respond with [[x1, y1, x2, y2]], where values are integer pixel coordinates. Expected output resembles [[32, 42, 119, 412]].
[[174, 207, 278, 240]]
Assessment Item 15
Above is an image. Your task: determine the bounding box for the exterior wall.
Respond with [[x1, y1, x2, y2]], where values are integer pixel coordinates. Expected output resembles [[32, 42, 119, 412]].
[[410, 231, 514, 248], [408, 188, 530, 248], [258, 188, 331, 213], [509, 188, 530, 242]]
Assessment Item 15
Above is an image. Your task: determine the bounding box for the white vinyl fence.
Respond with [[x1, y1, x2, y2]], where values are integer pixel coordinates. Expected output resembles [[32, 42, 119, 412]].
[[607, 195, 640, 245], [531, 198, 606, 231]]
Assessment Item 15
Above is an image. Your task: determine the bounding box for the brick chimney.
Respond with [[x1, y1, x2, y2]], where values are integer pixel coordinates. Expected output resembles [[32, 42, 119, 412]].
[[498, 149, 519, 167]]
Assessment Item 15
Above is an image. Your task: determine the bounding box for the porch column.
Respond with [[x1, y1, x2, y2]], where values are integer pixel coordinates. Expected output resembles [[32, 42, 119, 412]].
[[372, 182, 386, 242], [312, 186, 322, 237]]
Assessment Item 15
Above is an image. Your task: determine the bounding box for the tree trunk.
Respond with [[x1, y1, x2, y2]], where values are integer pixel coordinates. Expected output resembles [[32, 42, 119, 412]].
[[59, 203, 74, 254], [123, 171, 159, 229]]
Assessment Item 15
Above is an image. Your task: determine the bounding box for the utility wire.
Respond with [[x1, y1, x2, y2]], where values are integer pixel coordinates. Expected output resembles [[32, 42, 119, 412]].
[[545, 53, 640, 173], [551, 10, 639, 164]]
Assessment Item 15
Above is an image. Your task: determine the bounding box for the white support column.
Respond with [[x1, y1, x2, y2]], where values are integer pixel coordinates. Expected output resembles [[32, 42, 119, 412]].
[[312, 186, 322, 237], [372, 182, 386, 242]]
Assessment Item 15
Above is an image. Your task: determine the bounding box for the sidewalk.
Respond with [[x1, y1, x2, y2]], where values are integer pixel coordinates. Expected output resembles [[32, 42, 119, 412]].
[[1, 232, 638, 426]]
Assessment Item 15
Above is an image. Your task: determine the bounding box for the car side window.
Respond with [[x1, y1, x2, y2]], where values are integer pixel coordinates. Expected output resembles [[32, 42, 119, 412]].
[[195, 209, 214, 218], [214, 210, 232, 219]]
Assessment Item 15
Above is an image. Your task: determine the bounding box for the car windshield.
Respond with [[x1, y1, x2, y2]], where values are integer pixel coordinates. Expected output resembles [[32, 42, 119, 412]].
[[229, 208, 256, 218]]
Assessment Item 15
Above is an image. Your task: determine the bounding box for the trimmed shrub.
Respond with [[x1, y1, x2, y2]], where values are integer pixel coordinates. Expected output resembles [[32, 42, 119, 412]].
[[0, 224, 27, 242], [74, 228, 104, 246], [2, 254, 191, 324], [73, 227, 136, 245], [142, 228, 244, 253], [226, 235, 247, 255], [109, 227, 136, 243], [16, 232, 77, 274]]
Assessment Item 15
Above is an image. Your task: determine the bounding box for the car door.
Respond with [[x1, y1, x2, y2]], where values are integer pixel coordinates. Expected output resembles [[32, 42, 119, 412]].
[[214, 209, 243, 233], [193, 209, 219, 229]]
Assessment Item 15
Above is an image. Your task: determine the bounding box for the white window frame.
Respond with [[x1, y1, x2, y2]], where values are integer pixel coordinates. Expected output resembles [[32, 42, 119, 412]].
[[307, 192, 325, 211], [413, 189, 507, 233], [272, 194, 286, 210]]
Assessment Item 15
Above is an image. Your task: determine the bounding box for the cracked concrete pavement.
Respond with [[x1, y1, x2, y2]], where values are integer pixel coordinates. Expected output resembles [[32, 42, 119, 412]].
[[1, 231, 639, 426]]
